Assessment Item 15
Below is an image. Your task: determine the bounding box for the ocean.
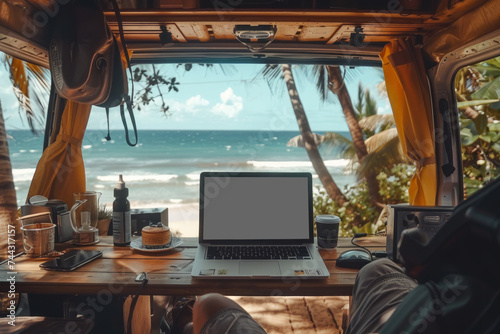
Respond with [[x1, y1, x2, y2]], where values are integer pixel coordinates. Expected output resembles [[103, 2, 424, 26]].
[[8, 129, 356, 210]]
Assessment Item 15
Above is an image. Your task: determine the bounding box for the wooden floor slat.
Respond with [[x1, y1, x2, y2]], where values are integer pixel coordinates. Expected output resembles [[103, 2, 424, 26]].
[[230, 296, 349, 334]]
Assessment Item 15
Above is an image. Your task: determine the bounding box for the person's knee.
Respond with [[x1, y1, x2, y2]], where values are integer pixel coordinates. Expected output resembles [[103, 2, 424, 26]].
[[193, 293, 245, 332], [356, 259, 404, 286], [193, 294, 245, 333], [361, 258, 402, 276], [194, 293, 222, 315], [194, 293, 242, 315]]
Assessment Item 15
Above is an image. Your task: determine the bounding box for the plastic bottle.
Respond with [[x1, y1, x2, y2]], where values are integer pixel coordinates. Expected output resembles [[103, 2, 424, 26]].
[[113, 174, 131, 246]]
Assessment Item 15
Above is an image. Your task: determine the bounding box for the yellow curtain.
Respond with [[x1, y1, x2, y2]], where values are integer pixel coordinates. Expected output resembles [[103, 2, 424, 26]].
[[379, 38, 437, 206], [27, 101, 91, 207]]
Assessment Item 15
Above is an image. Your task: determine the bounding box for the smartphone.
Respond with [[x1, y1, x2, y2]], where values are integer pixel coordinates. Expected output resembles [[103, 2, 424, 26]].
[[39, 249, 103, 271]]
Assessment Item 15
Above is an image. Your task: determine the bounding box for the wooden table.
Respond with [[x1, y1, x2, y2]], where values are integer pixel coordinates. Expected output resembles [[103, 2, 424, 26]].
[[0, 236, 386, 297]]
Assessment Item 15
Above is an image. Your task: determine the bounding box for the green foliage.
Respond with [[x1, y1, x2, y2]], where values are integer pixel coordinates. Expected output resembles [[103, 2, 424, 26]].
[[313, 164, 414, 236], [98, 204, 113, 220], [456, 57, 500, 198], [132, 63, 216, 116], [132, 65, 179, 115]]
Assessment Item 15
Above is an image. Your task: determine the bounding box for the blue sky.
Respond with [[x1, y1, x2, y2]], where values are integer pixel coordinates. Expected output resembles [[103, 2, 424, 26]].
[[1, 61, 390, 132]]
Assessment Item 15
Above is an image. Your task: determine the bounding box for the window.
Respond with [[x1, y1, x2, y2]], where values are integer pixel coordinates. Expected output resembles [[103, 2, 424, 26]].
[[455, 56, 500, 197], [4, 61, 411, 237]]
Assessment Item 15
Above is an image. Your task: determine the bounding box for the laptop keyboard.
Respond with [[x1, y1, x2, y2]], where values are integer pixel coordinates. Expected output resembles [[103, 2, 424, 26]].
[[206, 245, 311, 260]]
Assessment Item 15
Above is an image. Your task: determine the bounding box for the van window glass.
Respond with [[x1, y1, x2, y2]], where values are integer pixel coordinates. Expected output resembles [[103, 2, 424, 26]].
[[3, 61, 413, 237], [455, 56, 500, 197]]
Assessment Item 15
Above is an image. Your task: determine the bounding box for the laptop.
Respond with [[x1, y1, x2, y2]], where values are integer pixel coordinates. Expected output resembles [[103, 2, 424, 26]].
[[191, 172, 330, 279]]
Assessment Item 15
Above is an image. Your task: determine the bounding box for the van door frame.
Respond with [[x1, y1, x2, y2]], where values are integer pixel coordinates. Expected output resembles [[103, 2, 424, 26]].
[[429, 29, 500, 205]]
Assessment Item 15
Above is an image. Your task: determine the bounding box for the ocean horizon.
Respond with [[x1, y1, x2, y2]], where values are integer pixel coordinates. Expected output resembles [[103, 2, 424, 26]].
[[8, 129, 356, 210]]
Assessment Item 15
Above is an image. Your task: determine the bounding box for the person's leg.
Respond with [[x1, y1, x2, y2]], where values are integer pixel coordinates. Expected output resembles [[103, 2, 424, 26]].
[[345, 258, 417, 334], [193, 293, 266, 334]]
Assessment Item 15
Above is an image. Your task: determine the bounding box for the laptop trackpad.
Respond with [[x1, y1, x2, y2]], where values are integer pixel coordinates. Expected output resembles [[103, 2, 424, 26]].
[[239, 261, 281, 277]]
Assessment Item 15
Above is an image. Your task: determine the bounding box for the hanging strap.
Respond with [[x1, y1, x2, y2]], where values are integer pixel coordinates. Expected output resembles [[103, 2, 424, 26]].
[[109, 0, 138, 147], [104, 108, 111, 141], [120, 97, 138, 146], [109, 0, 134, 100]]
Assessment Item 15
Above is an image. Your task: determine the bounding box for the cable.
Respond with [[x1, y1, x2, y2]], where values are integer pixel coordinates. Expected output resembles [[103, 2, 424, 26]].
[[126, 273, 149, 334], [350, 233, 374, 261], [350, 232, 386, 260]]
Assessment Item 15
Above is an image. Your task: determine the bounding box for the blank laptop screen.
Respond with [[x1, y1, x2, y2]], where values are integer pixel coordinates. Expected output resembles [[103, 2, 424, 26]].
[[200, 173, 312, 243]]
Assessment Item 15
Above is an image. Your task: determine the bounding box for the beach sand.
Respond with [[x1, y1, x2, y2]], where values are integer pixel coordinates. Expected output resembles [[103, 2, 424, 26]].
[[167, 203, 199, 237]]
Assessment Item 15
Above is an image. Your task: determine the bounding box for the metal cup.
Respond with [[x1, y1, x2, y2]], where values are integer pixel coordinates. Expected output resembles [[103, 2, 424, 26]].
[[20, 213, 56, 257]]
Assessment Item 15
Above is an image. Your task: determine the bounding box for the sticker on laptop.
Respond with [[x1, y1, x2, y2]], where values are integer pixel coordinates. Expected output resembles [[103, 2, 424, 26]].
[[217, 269, 228, 275], [306, 269, 323, 276], [200, 269, 215, 276], [294, 270, 306, 276]]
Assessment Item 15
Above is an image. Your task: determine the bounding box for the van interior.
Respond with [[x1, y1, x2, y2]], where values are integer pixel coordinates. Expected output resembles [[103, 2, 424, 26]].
[[1, 0, 500, 332]]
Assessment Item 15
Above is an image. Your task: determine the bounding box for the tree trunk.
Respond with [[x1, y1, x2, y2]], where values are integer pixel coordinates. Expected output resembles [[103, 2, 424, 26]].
[[281, 64, 347, 205], [0, 101, 21, 261], [327, 66, 384, 208]]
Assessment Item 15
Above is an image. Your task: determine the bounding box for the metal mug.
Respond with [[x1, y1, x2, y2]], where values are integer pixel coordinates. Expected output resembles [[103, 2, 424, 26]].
[[20, 213, 56, 257]]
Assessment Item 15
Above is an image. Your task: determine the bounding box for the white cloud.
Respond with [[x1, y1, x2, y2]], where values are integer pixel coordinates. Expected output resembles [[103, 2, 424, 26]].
[[184, 95, 210, 113], [167, 94, 209, 114], [210, 87, 243, 118]]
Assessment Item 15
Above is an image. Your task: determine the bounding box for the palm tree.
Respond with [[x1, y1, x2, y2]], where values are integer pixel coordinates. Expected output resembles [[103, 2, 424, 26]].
[[282, 64, 347, 204], [323, 84, 405, 179], [260, 64, 346, 204], [314, 65, 384, 208]]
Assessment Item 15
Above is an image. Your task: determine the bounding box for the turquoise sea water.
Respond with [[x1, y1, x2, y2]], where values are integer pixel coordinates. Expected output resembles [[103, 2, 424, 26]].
[[7, 129, 356, 208]]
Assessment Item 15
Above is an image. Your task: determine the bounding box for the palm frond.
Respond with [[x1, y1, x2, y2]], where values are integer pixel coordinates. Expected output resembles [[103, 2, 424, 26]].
[[358, 114, 395, 133], [12, 87, 38, 131], [322, 132, 356, 159], [376, 80, 388, 98], [312, 65, 330, 101], [457, 99, 500, 108], [341, 66, 364, 83], [357, 134, 409, 179], [214, 63, 236, 76], [364, 127, 399, 153], [4, 55, 49, 133], [363, 89, 378, 118], [8, 57, 29, 96], [254, 64, 285, 95]]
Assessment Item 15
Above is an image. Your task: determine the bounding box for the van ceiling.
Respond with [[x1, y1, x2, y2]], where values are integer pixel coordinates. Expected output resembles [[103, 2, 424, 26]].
[[0, 0, 491, 67]]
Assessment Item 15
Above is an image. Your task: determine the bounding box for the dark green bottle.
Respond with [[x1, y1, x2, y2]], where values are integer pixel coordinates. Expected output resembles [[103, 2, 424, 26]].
[[113, 174, 131, 246]]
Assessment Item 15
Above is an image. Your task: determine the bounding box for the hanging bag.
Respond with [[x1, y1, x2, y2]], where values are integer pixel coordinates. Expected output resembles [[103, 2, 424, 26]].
[[49, 0, 115, 105], [48, 0, 138, 146]]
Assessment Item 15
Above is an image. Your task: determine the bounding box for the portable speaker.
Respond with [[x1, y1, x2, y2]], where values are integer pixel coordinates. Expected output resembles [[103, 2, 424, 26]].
[[386, 204, 454, 261], [131, 208, 169, 235]]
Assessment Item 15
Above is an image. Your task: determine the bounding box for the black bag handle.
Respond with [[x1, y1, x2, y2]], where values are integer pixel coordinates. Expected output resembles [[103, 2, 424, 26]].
[[105, 108, 111, 141], [120, 97, 138, 147], [109, 0, 138, 147]]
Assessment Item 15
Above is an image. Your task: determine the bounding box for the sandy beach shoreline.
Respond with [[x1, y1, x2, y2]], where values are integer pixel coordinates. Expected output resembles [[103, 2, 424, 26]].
[[166, 203, 199, 237]]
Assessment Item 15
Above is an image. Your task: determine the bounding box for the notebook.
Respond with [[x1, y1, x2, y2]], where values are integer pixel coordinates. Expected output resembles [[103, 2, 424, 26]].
[[191, 172, 330, 279]]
